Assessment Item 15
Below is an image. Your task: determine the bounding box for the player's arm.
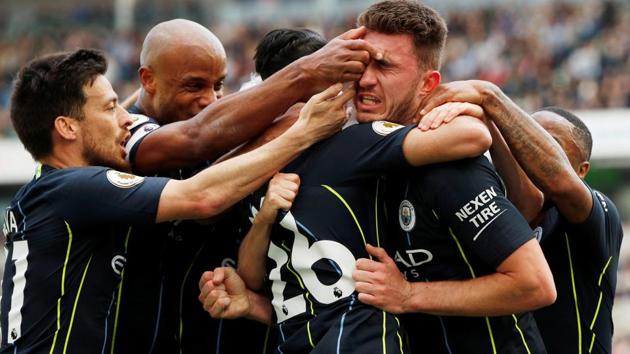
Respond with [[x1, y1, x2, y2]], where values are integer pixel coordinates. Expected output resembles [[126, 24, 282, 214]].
[[355, 241, 555, 316], [238, 173, 300, 290], [354, 161, 556, 316], [420, 80, 592, 223], [199, 267, 273, 325], [402, 115, 492, 166], [214, 105, 301, 164], [418, 102, 544, 221], [133, 27, 382, 175], [155, 84, 352, 222], [487, 122, 544, 222]]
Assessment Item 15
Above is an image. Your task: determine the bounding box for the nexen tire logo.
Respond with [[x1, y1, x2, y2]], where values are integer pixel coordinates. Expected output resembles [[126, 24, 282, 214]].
[[111, 255, 127, 275]]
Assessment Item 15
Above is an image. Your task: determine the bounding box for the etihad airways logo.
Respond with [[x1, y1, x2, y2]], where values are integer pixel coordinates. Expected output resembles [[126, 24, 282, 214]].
[[455, 186, 507, 241]]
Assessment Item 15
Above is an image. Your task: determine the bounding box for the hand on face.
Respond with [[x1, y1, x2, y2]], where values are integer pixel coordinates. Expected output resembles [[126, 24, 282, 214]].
[[301, 26, 382, 94], [353, 244, 412, 314], [255, 173, 300, 225], [198, 267, 250, 319], [293, 83, 355, 143], [418, 80, 492, 118], [418, 102, 486, 131]]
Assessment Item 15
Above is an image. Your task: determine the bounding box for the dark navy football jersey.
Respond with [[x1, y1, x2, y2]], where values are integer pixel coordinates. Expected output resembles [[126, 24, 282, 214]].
[[0, 165, 167, 354], [385, 156, 547, 354], [534, 187, 623, 354], [115, 108, 273, 354], [249, 122, 415, 354]]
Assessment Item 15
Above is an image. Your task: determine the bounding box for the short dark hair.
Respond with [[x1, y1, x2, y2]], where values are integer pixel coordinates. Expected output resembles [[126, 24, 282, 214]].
[[254, 28, 327, 80], [357, 0, 447, 70], [10, 49, 108, 159], [538, 106, 593, 161]]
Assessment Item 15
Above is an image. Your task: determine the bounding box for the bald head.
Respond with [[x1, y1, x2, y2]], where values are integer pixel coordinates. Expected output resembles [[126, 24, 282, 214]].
[[137, 19, 228, 124], [140, 19, 225, 67]]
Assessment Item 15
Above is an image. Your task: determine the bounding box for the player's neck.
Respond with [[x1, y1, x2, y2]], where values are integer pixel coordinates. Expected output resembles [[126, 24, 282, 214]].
[[40, 146, 89, 170]]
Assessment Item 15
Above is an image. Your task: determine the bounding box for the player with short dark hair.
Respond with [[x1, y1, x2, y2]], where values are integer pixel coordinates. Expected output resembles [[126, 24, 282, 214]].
[[0, 48, 351, 354], [418, 80, 624, 354], [254, 29, 327, 80]]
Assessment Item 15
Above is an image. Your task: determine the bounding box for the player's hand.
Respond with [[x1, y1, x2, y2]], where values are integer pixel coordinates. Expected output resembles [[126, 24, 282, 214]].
[[292, 83, 355, 143], [299, 26, 383, 94], [418, 102, 485, 131], [419, 80, 497, 118], [353, 244, 412, 314], [198, 267, 250, 319], [255, 173, 300, 225]]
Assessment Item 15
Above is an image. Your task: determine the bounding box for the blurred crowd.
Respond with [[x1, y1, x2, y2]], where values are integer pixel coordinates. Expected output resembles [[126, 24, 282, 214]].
[[0, 0, 629, 138]]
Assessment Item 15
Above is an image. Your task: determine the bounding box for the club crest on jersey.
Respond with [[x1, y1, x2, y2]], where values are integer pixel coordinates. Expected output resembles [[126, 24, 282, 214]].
[[372, 121, 404, 136], [106, 170, 144, 189], [399, 200, 416, 232]]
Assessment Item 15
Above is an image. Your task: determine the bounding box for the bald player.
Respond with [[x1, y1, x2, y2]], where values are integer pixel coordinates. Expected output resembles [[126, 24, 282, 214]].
[[114, 19, 379, 354]]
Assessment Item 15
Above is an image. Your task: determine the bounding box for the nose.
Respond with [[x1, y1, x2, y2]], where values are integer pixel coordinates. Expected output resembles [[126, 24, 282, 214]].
[[358, 62, 377, 89], [197, 90, 219, 109], [117, 105, 133, 129]]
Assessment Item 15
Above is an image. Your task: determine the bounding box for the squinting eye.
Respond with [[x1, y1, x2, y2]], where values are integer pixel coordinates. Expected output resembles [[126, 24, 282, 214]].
[[214, 82, 224, 91]]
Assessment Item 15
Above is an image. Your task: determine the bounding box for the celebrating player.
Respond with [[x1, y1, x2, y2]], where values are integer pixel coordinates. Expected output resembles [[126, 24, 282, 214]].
[[0, 48, 351, 354]]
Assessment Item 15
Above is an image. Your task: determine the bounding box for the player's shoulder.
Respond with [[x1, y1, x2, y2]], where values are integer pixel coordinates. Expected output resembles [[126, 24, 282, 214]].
[[591, 188, 622, 222], [422, 155, 493, 178]]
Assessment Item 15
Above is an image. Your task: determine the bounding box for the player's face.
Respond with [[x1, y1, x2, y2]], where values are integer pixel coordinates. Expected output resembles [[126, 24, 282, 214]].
[[153, 46, 227, 124], [532, 111, 583, 171], [79, 75, 132, 172], [356, 32, 424, 124]]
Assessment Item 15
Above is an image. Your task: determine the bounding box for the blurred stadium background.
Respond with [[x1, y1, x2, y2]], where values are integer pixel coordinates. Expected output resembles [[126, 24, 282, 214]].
[[0, 0, 628, 351]]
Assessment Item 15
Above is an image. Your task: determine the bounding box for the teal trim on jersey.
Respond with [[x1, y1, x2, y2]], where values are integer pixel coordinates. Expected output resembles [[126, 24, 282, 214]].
[[588, 256, 613, 353], [511, 315, 532, 354], [110, 227, 132, 354], [307, 320, 315, 348], [322, 185, 371, 260], [63, 256, 93, 353], [448, 228, 497, 354], [381, 311, 387, 354], [375, 180, 381, 248], [565, 234, 583, 354], [279, 243, 315, 315], [394, 316, 404, 354], [49, 222, 74, 354], [178, 240, 207, 353], [261, 325, 271, 354], [35, 163, 43, 179]]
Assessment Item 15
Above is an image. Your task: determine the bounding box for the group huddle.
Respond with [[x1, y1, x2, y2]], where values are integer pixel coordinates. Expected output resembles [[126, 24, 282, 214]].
[[0, 1, 623, 354]]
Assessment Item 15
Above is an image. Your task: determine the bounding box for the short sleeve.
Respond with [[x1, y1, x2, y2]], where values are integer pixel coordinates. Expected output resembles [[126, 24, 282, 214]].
[[293, 122, 414, 185], [47, 167, 169, 228], [125, 114, 161, 166], [565, 188, 623, 260], [422, 157, 534, 268]]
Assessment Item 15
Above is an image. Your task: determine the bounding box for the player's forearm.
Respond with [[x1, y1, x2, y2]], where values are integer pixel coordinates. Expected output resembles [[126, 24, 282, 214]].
[[404, 116, 492, 166], [404, 273, 550, 316], [187, 65, 311, 160], [480, 84, 577, 197], [488, 122, 544, 222], [245, 290, 273, 325], [158, 128, 311, 222], [238, 220, 273, 291], [134, 66, 311, 174]]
